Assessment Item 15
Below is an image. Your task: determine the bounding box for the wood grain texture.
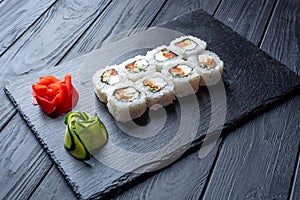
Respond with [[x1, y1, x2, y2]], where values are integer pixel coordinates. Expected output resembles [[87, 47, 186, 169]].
[[0, 0, 111, 198], [32, 0, 223, 199], [62, 0, 166, 62], [0, 100, 16, 131], [203, 0, 300, 198], [0, 114, 52, 199], [262, 0, 300, 198], [6, 10, 300, 199], [1, 0, 168, 198], [30, 166, 77, 200], [214, 0, 276, 45], [117, 142, 220, 200], [0, 0, 56, 55], [118, 0, 283, 199], [203, 95, 300, 200], [0, 0, 111, 128], [291, 154, 300, 200], [261, 0, 300, 74], [30, 0, 167, 198], [0, 0, 110, 75], [0, 0, 57, 130], [151, 0, 221, 26], [32, 143, 219, 200], [1, 0, 298, 199]]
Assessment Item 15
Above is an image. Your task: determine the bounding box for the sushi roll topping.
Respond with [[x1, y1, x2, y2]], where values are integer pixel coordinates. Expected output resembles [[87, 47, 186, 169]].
[[143, 77, 167, 93], [198, 54, 216, 70], [114, 87, 140, 102], [175, 38, 197, 50], [101, 69, 120, 85], [169, 64, 193, 78], [155, 48, 178, 62], [125, 59, 149, 73]]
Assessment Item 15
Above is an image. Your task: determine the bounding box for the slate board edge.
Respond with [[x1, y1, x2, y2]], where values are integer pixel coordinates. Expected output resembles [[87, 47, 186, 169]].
[[4, 79, 300, 200], [2, 83, 206, 199], [4, 82, 300, 199], [3, 85, 201, 200], [3, 87, 84, 200], [222, 85, 300, 134]]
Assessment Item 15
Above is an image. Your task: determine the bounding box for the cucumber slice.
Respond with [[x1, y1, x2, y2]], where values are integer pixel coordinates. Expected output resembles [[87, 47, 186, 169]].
[[78, 119, 108, 151], [64, 112, 78, 124], [63, 111, 108, 161], [73, 121, 86, 134], [63, 126, 73, 150], [68, 128, 90, 160]]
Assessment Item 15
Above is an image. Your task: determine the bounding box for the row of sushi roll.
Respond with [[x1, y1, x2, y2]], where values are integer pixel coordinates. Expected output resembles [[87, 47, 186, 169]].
[[92, 35, 224, 122]]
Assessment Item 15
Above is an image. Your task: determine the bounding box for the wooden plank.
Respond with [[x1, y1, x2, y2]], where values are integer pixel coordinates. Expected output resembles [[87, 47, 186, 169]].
[[203, 95, 300, 199], [27, 0, 168, 196], [0, 0, 56, 131], [203, 0, 300, 198], [29, 166, 77, 200], [0, 0, 56, 55], [0, 0, 111, 129], [21, 0, 298, 198], [291, 154, 300, 200], [8, 8, 300, 199], [2, 0, 298, 199], [31, 144, 219, 200], [0, 114, 52, 199], [0, 0, 110, 76], [118, 0, 279, 199], [31, 0, 223, 198], [0, 0, 111, 198], [62, 0, 167, 62], [1, 1, 166, 198], [262, 0, 300, 199], [150, 0, 221, 26], [117, 142, 220, 200], [214, 0, 276, 45], [0, 101, 16, 131], [261, 0, 300, 74]]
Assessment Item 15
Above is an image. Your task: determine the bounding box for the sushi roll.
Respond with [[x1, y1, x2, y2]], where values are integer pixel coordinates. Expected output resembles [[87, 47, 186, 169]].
[[107, 81, 147, 122], [161, 60, 200, 97], [170, 35, 206, 60], [120, 55, 156, 82], [193, 50, 224, 86], [92, 65, 127, 103], [137, 72, 175, 109], [146, 45, 183, 72]]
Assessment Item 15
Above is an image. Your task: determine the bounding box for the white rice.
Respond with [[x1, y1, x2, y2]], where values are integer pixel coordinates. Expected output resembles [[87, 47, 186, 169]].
[[161, 60, 200, 97], [107, 81, 147, 122], [191, 50, 224, 86], [136, 72, 175, 110], [92, 65, 127, 103]]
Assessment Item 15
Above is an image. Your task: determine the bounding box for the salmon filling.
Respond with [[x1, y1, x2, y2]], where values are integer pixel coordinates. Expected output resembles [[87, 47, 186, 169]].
[[198, 54, 216, 70], [143, 77, 167, 93], [169, 64, 193, 77], [101, 69, 120, 85], [125, 59, 149, 73], [114, 87, 139, 102], [175, 38, 197, 50], [155, 48, 178, 62]]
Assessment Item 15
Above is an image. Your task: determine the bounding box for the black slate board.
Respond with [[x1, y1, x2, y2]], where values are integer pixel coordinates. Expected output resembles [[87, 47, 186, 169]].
[[4, 10, 300, 199]]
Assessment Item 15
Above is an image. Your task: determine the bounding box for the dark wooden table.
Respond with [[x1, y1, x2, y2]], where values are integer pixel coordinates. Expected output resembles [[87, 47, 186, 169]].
[[0, 0, 299, 199]]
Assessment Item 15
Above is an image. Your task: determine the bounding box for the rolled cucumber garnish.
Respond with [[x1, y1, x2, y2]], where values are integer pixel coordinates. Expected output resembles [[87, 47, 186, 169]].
[[64, 111, 108, 160]]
